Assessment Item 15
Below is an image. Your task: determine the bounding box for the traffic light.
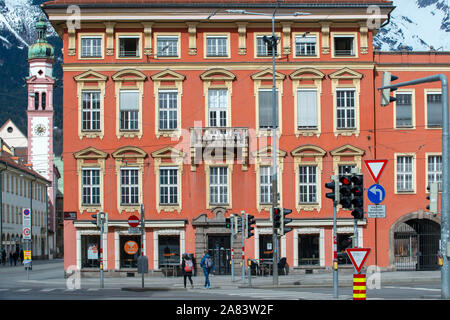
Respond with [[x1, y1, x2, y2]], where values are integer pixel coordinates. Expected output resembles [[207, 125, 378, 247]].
[[380, 71, 399, 106], [273, 208, 281, 229], [339, 175, 353, 209], [426, 182, 439, 214], [246, 214, 256, 238], [350, 174, 364, 220], [91, 214, 100, 228], [225, 218, 231, 229], [325, 178, 339, 202], [280, 209, 293, 236]]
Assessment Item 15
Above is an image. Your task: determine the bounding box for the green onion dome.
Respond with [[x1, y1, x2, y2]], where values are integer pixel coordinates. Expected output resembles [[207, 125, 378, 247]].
[[28, 17, 54, 60]]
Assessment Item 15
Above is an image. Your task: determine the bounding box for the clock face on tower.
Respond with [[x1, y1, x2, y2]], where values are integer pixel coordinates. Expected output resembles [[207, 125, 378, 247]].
[[34, 123, 47, 136]]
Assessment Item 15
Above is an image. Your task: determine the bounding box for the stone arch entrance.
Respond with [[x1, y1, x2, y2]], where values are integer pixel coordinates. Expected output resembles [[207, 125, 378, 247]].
[[390, 212, 440, 270]]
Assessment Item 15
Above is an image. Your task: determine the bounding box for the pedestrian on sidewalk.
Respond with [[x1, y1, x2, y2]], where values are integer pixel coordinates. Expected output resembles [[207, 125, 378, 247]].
[[200, 250, 214, 289], [9, 251, 13, 266], [13, 251, 18, 266], [181, 253, 194, 289], [1, 248, 5, 266]]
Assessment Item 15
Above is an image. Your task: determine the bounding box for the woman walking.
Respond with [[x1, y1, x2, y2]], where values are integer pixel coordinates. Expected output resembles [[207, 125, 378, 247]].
[[181, 253, 194, 289]]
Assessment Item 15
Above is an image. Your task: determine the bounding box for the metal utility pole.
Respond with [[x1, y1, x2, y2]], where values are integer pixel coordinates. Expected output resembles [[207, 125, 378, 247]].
[[241, 210, 245, 283], [231, 215, 235, 282], [379, 73, 448, 299], [331, 175, 339, 299], [99, 212, 104, 289]]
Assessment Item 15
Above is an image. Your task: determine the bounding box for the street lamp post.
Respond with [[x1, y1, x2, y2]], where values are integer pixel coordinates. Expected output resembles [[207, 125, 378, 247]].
[[226, 8, 309, 286]]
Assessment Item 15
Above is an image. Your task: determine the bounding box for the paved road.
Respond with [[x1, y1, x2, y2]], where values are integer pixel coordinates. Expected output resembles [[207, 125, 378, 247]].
[[0, 260, 443, 300]]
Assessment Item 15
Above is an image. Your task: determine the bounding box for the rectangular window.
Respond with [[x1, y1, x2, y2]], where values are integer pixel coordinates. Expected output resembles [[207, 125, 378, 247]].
[[120, 168, 139, 205], [210, 167, 228, 205], [259, 89, 278, 129], [158, 90, 178, 130], [82, 168, 100, 205], [257, 36, 277, 57], [334, 36, 355, 56], [160, 168, 178, 205], [120, 90, 139, 131], [260, 166, 273, 204], [427, 93, 442, 128], [338, 165, 356, 176], [208, 89, 228, 127], [336, 89, 355, 129], [295, 35, 316, 56], [118, 36, 140, 58], [297, 89, 318, 129], [396, 93, 413, 128], [157, 36, 178, 57], [81, 37, 102, 58], [397, 156, 414, 192], [299, 166, 317, 203], [82, 91, 101, 131], [298, 234, 319, 266], [206, 36, 228, 57], [428, 155, 442, 191]]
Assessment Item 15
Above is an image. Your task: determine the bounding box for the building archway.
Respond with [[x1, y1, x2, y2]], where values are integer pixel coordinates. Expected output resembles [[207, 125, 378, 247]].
[[389, 211, 440, 270]]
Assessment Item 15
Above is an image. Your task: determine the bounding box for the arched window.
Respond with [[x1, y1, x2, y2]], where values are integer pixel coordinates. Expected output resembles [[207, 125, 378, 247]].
[[34, 92, 39, 110], [41, 92, 46, 110]]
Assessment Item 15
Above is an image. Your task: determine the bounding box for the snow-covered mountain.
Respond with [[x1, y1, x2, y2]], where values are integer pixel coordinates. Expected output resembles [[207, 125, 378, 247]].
[[374, 0, 450, 51]]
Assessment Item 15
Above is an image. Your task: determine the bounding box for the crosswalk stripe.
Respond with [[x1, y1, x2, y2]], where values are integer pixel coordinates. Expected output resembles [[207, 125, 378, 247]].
[[41, 288, 57, 292], [15, 289, 31, 292]]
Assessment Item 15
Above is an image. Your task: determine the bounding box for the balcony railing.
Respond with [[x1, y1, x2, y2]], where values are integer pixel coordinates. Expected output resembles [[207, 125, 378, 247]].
[[190, 127, 249, 147]]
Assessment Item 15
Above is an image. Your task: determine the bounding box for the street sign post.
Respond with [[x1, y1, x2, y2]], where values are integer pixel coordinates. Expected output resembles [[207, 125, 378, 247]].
[[23, 209, 31, 240], [128, 215, 140, 228], [368, 184, 386, 204], [346, 248, 371, 274], [364, 160, 388, 183], [367, 205, 386, 218]]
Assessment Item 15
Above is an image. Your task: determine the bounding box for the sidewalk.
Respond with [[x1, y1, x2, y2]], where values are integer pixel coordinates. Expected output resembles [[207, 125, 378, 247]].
[[123, 270, 441, 291]]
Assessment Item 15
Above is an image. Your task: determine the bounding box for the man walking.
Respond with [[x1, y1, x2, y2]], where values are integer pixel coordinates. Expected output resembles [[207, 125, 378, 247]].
[[200, 250, 214, 289]]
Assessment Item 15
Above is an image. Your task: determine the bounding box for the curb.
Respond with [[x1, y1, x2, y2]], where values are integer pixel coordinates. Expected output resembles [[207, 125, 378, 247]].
[[121, 287, 187, 292]]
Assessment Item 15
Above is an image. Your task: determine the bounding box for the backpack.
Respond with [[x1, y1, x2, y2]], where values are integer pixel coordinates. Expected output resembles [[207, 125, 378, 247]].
[[184, 259, 193, 272], [204, 256, 213, 269]]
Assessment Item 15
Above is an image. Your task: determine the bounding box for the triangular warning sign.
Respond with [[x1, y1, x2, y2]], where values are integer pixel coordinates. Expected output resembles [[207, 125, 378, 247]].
[[346, 248, 371, 274], [364, 160, 388, 183]]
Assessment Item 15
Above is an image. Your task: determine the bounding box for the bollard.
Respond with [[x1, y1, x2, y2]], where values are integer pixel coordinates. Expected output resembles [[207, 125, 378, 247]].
[[247, 260, 252, 287], [353, 274, 367, 300]]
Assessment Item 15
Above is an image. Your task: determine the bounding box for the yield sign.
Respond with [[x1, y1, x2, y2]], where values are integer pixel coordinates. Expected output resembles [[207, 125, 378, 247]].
[[346, 248, 371, 273], [364, 160, 388, 183]]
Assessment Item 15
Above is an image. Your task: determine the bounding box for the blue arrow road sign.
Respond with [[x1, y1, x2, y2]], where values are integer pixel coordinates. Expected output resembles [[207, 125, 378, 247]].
[[368, 184, 386, 204]]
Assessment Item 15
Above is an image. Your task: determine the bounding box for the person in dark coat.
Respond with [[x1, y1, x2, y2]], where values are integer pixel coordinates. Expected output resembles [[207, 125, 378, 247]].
[[13, 251, 18, 266], [9, 251, 13, 266], [181, 253, 194, 289], [1, 248, 5, 266]]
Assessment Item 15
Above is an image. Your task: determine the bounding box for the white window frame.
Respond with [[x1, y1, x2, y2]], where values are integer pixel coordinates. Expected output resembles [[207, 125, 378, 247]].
[[120, 167, 139, 205], [427, 154, 442, 192], [395, 154, 415, 193], [119, 90, 140, 131], [158, 89, 178, 130], [156, 35, 179, 57], [336, 89, 356, 130], [331, 33, 358, 58], [298, 165, 318, 204], [209, 166, 229, 206], [254, 33, 281, 58], [81, 168, 101, 206], [294, 34, 318, 57], [425, 90, 443, 129], [208, 88, 228, 127], [297, 88, 318, 130], [81, 91, 101, 132], [259, 166, 273, 205], [206, 35, 228, 57], [80, 35, 103, 59], [159, 167, 179, 205], [394, 90, 415, 129], [116, 33, 142, 59]]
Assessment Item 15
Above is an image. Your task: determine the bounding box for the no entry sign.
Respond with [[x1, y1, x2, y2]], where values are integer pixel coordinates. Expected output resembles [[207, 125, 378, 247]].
[[128, 215, 140, 228]]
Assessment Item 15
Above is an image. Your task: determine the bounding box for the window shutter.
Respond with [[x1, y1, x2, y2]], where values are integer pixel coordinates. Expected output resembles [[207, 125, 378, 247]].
[[297, 89, 317, 128]]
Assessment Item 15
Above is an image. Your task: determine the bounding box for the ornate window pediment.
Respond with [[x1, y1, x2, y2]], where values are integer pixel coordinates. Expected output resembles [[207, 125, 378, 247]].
[[330, 144, 365, 157], [74, 70, 108, 83], [251, 68, 286, 81], [112, 146, 147, 160], [328, 67, 363, 80], [112, 69, 147, 82], [74, 146, 108, 160], [200, 69, 236, 82], [150, 69, 186, 82], [290, 68, 325, 81]]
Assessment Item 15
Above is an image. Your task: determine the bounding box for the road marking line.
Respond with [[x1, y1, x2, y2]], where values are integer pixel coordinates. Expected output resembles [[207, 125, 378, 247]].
[[41, 288, 57, 292], [15, 289, 31, 292], [384, 286, 440, 292]]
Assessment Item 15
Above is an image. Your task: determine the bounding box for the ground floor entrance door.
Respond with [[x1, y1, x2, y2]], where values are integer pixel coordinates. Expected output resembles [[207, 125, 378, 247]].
[[208, 235, 231, 275], [394, 218, 440, 271]]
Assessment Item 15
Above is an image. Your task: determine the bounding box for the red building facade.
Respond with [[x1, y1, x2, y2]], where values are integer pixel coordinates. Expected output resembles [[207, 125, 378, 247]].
[[43, 0, 449, 275]]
